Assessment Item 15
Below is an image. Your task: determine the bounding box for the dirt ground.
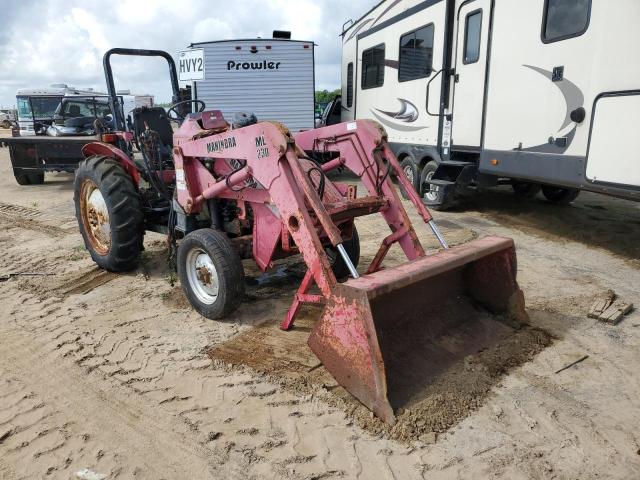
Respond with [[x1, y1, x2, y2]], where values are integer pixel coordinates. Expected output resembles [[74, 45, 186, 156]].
[[1, 141, 640, 479]]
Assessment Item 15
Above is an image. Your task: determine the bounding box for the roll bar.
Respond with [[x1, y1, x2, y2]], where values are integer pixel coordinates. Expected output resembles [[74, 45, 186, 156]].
[[103, 48, 180, 131]]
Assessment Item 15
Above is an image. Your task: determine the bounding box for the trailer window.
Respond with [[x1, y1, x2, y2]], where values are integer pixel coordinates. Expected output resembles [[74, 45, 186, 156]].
[[361, 44, 385, 89], [347, 62, 354, 107], [399, 24, 434, 82], [464, 11, 482, 64], [543, 0, 591, 43]]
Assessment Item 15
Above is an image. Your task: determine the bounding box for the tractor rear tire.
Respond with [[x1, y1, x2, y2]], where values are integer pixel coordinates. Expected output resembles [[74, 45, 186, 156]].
[[541, 186, 581, 205], [13, 169, 30, 185], [326, 226, 360, 280], [178, 228, 245, 320], [74, 155, 144, 272]]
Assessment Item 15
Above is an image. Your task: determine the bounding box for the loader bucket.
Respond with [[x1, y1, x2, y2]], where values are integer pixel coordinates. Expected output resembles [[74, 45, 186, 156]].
[[308, 235, 525, 425]]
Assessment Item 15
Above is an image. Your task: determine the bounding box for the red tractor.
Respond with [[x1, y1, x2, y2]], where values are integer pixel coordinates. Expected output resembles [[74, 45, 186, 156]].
[[74, 49, 524, 425]]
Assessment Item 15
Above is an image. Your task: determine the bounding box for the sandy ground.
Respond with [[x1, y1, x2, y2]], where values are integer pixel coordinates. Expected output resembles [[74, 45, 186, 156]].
[[1, 140, 640, 479]]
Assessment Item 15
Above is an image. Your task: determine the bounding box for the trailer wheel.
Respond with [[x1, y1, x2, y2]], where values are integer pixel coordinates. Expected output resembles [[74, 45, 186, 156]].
[[178, 228, 245, 320], [419, 161, 454, 210], [27, 172, 45, 185], [13, 169, 30, 186], [74, 155, 144, 272], [541, 186, 581, 205], [326, 226, 360, 279], [512, 181, 541, 198], [399, 157, 421, 200]]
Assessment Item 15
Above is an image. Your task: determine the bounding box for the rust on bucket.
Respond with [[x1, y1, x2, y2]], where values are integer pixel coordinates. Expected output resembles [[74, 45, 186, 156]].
[[308, 235, 526, 425]]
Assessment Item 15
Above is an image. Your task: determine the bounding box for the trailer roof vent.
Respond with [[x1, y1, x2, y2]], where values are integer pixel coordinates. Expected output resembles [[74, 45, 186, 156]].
[[50, 83, 68, 88], [117, 89, 131, 95], [273, 30, 291, 39]]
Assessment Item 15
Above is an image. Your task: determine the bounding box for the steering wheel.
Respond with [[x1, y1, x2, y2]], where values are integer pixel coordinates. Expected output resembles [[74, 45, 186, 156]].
[[167, 99, 206, 122]]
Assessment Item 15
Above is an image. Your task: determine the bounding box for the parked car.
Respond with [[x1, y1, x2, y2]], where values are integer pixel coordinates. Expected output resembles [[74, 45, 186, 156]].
[[0, 109, 15, 129]]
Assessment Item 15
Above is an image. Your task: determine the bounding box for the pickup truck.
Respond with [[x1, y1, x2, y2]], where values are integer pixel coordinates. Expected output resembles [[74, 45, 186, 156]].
[[0, 97, 113, 185], [0, 135, 95, 185]]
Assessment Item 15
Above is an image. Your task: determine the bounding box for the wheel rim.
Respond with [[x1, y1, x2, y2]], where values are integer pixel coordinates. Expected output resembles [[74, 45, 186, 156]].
[[80, 179, 111, 255], [403, 165, 415, 185], [186, 248, 219, 305], [423, 170, 439, 202]]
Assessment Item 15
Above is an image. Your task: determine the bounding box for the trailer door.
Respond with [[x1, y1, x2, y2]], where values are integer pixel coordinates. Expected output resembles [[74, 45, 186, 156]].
[[451, 0, 491, 148]]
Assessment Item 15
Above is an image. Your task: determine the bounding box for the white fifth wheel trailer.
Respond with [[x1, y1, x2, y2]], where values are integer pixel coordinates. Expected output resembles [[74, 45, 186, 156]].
[[339, 0, 640, 207]]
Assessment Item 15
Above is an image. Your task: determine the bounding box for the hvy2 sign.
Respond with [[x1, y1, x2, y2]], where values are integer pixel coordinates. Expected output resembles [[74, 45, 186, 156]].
[[178, 49, 205, 81]]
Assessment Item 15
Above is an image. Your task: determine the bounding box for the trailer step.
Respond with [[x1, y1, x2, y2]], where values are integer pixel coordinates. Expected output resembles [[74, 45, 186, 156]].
[[438, 160, 476, 167], [424, 178, 456, 187]]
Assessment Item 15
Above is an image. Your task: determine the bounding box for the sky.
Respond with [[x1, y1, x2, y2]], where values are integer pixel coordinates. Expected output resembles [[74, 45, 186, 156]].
[[0, 0, 374, 108]]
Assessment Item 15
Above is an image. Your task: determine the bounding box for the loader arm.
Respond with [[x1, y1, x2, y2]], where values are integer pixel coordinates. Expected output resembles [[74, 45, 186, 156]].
[[171, 117, 525, 425], [173, 120, 345, 299], [295, 120, 449, 272]]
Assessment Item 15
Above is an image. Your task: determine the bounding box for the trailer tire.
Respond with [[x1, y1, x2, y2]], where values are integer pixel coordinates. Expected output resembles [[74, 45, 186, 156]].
[[326, 226, 360, 279], [74, 155, 144, 272], [541, 186, 581, 205], [27, 172, 45, 185], [178, 228, 245, 320], [512, 181, 541, 198], [420, 161, 453, 210], [13, 169, 30, 185], [1, 120, 11, 129], [399, 157, 421, 200]]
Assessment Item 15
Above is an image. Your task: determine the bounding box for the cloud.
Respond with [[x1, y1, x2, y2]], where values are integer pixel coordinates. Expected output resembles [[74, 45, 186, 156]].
[[0, 0, 373, 107]]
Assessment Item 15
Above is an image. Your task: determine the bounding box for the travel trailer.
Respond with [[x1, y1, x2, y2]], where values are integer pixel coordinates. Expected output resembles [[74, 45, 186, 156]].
[[340, 0, 640, 207], [189, 34, 315, 133]]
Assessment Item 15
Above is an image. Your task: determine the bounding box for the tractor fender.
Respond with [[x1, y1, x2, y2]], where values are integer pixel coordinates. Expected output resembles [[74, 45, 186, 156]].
[[82, 142, 140, 185]]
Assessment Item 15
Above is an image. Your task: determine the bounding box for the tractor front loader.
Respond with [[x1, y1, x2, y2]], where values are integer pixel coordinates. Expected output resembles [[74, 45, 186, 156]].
[[74, 48, 525, 425]]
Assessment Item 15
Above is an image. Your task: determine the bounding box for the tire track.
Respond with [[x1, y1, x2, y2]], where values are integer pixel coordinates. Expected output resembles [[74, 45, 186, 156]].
[[0, 323, 216, 479], [0, 213, 69, 237]]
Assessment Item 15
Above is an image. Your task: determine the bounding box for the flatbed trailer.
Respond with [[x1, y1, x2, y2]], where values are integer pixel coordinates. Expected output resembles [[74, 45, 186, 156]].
[[0, 135, 96, 185]]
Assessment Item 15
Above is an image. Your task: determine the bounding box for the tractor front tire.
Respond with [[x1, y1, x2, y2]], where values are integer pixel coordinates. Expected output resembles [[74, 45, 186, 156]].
[[178, 228, 245, 320], [74, 155, 144, 272]]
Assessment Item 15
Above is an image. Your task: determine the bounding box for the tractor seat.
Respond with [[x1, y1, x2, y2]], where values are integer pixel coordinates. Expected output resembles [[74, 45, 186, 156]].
[[132, 106, 174, 148]]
